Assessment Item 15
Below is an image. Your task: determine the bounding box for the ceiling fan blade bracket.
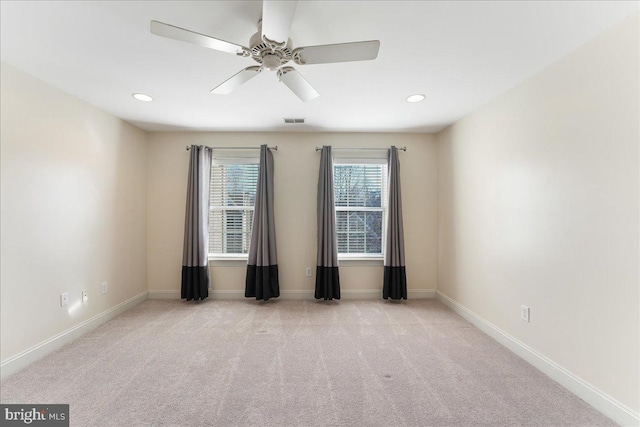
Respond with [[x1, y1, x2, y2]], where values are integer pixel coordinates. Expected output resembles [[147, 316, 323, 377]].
[[292, 47, 305, 65], [262, 34, 287, 53], [237, 47, 252, 57], [276, 66, 293, 82]]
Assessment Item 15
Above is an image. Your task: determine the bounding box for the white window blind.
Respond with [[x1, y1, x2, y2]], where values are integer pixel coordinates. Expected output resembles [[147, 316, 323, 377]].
[[334, 163, 388, 257], [209, 160, 259, 257]]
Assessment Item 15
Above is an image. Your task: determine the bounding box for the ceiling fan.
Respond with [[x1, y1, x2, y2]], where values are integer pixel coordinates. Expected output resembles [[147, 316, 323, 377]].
[[150, 1, 380, 102]]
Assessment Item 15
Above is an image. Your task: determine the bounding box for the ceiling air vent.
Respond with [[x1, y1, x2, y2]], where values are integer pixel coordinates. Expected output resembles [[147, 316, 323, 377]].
[[284, 118, 305, 124]]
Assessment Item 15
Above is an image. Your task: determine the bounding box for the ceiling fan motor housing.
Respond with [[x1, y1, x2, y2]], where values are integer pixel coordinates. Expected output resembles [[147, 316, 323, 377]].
[[249, 24, 292, 70]]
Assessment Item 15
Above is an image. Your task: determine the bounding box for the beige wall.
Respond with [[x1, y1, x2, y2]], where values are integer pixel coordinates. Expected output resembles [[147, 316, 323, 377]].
[[0, 63, 148, 361], [147, 132, 438, 297], [437, 14, 639, 412], [2, 12, 637, 418]]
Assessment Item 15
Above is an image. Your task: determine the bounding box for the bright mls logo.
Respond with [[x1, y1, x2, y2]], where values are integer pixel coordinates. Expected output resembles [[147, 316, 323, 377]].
[[1, 404, 68, 426]]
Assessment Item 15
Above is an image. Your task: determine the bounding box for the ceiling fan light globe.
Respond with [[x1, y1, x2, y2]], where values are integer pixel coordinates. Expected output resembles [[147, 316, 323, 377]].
[[262, 54, 281, 71], [406, 94, 426, 103]]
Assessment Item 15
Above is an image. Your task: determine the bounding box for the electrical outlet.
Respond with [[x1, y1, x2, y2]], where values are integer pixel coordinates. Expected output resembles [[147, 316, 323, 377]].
[[101, 282, 108, 294], [521, 305, 530, 323], [60, 292, 69, 307], [82, 290, 89, 303], [305, 267, 312, 277]]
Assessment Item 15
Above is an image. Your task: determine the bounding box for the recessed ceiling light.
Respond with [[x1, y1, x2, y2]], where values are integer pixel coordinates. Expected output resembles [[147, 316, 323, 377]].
[[132, 93, 153, 102], [406, 94, 425, 103]]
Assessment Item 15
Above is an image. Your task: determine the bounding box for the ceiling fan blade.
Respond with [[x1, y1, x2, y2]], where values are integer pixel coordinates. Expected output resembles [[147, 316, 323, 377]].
[[293, 40, 380, 65], [277, 67, 319, 102], [211, 66, 262, 95], [261, 0, 298, 44], [150, 20, 248, 55]]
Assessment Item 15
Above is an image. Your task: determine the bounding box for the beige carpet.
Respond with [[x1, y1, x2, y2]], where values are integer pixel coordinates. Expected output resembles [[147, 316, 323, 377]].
[[1, 299, 615, 426]]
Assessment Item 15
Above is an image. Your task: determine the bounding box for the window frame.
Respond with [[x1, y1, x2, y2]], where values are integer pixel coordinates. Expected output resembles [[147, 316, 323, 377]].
[[208, 156, 260, 260], [332, 158, 388, 260]]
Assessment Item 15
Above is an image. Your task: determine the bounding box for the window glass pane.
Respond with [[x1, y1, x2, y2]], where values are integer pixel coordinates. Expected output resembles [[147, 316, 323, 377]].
[[210, 164, 259, 208], [335, 213, 383, 254], [209, 210, 223, 254], [209, 163, 258, 255], [348, 233, 365, 253], [336, 211, 348, 232], [209, 209, 254, 254], [334, 164, 383, 208], [365, 211, 383, 253], [334, 163, 386, 256], [349, 211, 365, 231]]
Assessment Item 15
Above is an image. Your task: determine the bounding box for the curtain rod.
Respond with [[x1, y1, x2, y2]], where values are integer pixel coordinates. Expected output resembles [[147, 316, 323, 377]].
[[185, 145, 278, 151], [314, 146, 406, 152]]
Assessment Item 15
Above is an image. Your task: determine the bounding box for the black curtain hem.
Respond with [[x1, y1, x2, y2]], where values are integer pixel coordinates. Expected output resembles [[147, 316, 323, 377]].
[[246, 265, 280, 301], [181, 266, 209, 301], [315, 266, 341, 300], [383, 266, 407, 300]]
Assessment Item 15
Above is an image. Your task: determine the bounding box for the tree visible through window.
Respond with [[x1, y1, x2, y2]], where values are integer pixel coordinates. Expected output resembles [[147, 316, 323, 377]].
[[334, 163, 387, 257], [209, 162, 259, 256]]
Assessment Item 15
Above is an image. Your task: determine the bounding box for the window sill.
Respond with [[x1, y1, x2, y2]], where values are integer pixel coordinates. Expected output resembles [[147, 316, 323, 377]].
[[209, 257, 247, 267], [338, 257, 384, 267]]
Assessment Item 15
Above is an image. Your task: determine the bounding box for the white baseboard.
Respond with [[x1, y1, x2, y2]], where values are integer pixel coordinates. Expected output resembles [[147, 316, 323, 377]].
[[0, 291, 149, 380], [148, 288, 436, 300], [408, 289, 437, 299], [436, 291, 639, 427], [340, 289, 436, 300], [148, 289, 182, 299]]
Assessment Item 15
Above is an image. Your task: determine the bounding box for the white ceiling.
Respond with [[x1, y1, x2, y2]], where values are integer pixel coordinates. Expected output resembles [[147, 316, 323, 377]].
[[1, 1, 637, 133]]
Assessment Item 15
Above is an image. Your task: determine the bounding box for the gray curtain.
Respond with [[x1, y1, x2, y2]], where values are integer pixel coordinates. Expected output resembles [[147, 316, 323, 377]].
[[315, 146, 340, 300], [245, 145, 279, 300], [383, 146, 407, 300], [181, 145, 212, 301]]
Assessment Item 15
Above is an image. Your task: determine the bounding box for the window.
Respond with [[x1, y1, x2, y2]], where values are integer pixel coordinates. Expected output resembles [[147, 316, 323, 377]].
[[334, 162, 387, 258], [209, 159, 259, 257]]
